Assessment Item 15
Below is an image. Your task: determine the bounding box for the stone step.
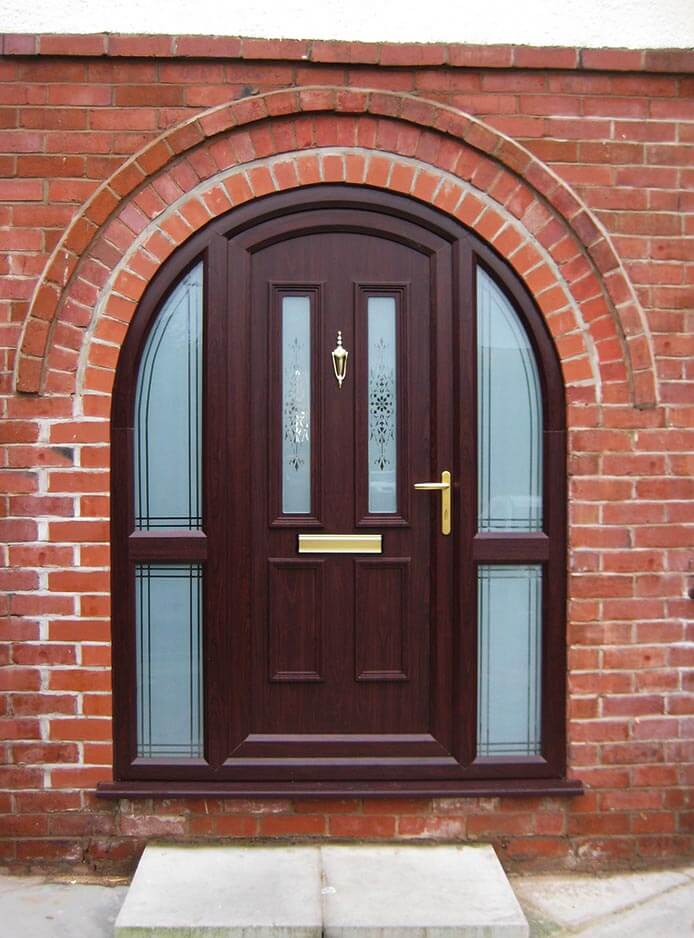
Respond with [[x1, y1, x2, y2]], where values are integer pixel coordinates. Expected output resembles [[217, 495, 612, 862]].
[[114, 843, 529, 937]]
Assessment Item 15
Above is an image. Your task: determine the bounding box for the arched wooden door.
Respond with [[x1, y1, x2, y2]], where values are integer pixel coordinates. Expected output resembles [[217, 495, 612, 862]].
[[110, 186, 568, 793]]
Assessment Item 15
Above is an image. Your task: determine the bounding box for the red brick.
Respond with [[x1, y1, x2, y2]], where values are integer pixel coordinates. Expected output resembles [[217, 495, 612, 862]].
[[12, 644, 76, 667], [48, 571, 110, 592], [504, 837, 570, 860], [212, 815, 258, 836], [109, 35, 174, 57], [514, 46, 578, 69], [10, 694, 77, 716], [83, 694, 112, 716], [582, 49, 643, 71], [259, 815, 326, 836], [329, 815, 396, 838], [115, 85, 183, 108], [50, 717, 112, 740], [48, 471, 109, 494], [0, 718, 41, 739], [13, 741, 79, 764], [398, 816, 467, 837], [120, 814, 186, 837], [14, 791, 82, 813]]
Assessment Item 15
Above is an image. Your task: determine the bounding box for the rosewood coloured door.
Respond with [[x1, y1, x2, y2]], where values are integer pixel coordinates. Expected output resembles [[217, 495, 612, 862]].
[[110, 186, 568, 792], [215, 205, 460, 780]]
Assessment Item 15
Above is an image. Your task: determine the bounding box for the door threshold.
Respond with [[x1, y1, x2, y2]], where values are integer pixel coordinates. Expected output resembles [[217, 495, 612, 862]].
[[97, 778, 583, 799]]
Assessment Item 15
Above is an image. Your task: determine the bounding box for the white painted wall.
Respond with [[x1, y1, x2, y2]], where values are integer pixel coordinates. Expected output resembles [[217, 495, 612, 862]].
[[2, 0, 693, 49]]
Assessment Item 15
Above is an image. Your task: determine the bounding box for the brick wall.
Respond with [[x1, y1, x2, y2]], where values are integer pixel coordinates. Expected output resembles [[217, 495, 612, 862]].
[[0, 35, 692, 872]]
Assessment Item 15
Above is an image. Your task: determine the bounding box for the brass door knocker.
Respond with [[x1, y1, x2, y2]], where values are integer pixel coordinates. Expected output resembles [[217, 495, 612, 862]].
[[331, 331, 348, 389]]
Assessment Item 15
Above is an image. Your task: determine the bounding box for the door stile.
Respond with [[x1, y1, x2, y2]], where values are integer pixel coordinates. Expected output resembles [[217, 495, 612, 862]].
[[455, 242, 478, 767], [542, 433, 567, 774], [224, 238, 254, 759], [203, 235, 231, 769], [429, 244, 457, 764], [111, 425, 137, 778]]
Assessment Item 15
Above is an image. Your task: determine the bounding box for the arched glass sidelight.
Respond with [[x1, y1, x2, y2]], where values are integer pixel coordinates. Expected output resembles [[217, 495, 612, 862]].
[[132, 262, 204, 760], [476, 266, 544, 759], [477, 267, 542, 533], [134, 262, 203, 531]]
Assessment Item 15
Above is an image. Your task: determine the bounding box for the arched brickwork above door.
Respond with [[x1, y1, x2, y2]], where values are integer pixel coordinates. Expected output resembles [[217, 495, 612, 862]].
[[14, 87, 656, 407]]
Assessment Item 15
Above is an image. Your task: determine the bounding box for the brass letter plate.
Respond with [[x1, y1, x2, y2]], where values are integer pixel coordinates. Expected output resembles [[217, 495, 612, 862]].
[[298, 534, 382, 554]]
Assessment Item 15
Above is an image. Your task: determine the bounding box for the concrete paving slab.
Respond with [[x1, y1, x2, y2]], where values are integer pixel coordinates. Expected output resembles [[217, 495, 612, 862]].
[[573, 878, 694, 937], [320, 844, 529, 937], [0, 874, 127, 938], [115, 844, 528, 938], [114, 844, 322, 938], [511, 868, 690, 929]]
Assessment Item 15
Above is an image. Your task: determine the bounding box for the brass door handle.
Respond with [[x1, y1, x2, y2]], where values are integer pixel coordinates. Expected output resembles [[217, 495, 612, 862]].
[[414, 470, 451, 535]]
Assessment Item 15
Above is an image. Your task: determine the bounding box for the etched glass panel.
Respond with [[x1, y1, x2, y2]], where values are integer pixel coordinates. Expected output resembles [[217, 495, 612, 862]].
[[134, 263, 202, 530], [477, 564, 542, 757], [368, 296, 397, 513], [477, 268, 542, 531], [282, 296, 311, 514], [135, 563, 203, 759]]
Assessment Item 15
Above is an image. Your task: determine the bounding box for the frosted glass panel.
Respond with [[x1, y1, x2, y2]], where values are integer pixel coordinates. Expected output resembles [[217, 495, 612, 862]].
[[282, 296, 311, 514], [134, 263, 202, 530], [477, 565, 542, 757], [477, 268, 542, 531], [136, 564, 203, 759], [368, 296, 397, 513]]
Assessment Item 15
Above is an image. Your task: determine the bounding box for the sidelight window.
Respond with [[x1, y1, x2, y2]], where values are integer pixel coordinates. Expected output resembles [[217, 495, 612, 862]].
[[475, 268, 546, 760], [134, 263, 203, 531], [477, 268, 542, 533]]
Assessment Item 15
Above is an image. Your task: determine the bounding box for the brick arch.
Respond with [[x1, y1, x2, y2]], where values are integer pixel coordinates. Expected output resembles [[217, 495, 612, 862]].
[[15, 88, 655, 406]]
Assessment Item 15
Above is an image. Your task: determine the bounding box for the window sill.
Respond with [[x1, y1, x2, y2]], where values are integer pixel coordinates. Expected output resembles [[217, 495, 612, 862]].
[[96, 778, 583, 799]]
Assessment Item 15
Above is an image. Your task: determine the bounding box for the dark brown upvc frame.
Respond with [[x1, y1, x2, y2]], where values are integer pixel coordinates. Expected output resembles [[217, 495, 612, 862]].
[[102, 186, 580, 800]]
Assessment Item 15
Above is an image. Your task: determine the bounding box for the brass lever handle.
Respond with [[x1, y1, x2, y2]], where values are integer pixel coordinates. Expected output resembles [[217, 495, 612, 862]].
[[414, 470, 451, 535]]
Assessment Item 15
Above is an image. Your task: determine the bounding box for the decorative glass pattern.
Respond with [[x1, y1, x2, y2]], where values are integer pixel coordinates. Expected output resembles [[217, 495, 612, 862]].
[[282, 296, 311, 514], [368, 297, 397, 514], [135, 563, 203, 759], [477, 268, 542, 532], [134, 263, 203, 530], [477, 564, 542, 757]]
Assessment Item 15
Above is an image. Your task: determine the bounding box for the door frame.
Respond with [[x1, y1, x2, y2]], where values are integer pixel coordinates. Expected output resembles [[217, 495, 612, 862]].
[[108, 185, 574, 797]]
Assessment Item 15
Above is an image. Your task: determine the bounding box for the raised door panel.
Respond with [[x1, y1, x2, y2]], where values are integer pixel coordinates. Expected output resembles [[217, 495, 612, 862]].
[[268, 560, 324, 683], [355, 559, 409, 682]]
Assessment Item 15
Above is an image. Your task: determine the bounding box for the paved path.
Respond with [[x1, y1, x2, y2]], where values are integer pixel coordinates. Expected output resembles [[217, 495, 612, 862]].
[[0, 864, 692, 937], [0, 873, 127, 938], [511, 866, 694, 936]]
